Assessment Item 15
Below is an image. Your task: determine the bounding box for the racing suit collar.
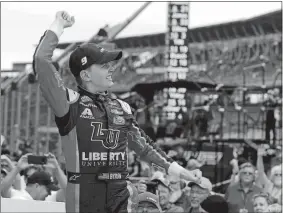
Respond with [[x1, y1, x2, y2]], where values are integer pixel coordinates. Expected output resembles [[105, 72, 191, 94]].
[[78, 85, 108, 100]]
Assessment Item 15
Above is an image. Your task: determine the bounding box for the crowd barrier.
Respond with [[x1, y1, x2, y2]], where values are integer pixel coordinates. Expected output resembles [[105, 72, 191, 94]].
[[1, 198, 65, 212]]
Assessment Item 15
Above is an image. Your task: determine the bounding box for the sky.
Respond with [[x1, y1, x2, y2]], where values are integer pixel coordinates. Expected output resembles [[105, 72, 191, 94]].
[[1, 1, 281, 70]]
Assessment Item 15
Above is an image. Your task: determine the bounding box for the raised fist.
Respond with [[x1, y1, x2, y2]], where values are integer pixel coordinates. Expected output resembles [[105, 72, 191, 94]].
[[257, 145, 267, 157], [55, 11, 75, 28]]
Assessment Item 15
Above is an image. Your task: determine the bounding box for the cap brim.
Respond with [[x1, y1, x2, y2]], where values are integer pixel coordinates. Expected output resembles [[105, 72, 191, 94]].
[[139, 201, 162, 213], [100, 50, 123, 64], [188, 182, 205, 189], [152, 179, 170, 189]]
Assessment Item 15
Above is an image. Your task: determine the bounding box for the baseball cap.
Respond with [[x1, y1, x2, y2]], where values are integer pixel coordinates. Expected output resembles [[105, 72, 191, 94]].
[[69, 43, 123, 77], [200, 195, 229, 213], [138, 192, 162, 212], [188, 177, 213, 192], [27, 171, 58, 191], [152, 176, 170, 190]]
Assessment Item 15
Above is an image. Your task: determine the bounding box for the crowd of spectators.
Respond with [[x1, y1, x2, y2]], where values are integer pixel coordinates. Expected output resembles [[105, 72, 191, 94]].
[[1, 133, 282, 213]]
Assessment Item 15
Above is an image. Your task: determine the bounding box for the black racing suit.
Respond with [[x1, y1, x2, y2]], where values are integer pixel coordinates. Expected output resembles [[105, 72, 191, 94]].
[[34, 30, 174, 213]]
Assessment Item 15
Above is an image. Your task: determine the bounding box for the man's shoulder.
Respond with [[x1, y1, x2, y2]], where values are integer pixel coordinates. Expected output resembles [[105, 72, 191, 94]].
[[10, 189, 33, 200], [252, 184, 263, 192], [227, 182, 240, 190]]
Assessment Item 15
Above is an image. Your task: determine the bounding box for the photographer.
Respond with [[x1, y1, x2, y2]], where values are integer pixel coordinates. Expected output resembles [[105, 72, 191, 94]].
[[1, 153, 66, 202], [1, 155, 22, 192]]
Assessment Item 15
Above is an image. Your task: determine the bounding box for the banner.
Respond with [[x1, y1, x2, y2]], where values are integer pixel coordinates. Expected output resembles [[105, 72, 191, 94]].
[[1, 198, 65, 212]]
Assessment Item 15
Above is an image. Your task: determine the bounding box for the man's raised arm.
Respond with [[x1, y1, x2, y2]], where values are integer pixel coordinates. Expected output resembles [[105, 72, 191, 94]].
[[33, 11, 75, 117]]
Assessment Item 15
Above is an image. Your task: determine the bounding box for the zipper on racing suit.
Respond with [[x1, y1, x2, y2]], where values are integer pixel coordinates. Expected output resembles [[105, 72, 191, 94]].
[[78, 86, 111, 212], [96, 94, 111, 212]]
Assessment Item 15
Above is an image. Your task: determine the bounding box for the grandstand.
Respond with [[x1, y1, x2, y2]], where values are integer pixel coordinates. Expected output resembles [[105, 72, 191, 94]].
[[56, 9, 282, 88]]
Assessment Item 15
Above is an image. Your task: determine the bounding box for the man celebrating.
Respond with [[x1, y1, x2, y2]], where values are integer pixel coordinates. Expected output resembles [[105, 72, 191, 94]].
[[33, 11, 201, 213]]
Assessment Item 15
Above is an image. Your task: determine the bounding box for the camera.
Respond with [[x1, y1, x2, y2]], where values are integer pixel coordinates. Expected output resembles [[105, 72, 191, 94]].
[[146, 180, 159, 195]]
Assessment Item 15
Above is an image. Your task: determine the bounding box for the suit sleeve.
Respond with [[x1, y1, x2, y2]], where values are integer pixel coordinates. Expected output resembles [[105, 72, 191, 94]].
[[127, 120, 171, 173], [131, 119, 173, 163], [33, 30, 69, 117]]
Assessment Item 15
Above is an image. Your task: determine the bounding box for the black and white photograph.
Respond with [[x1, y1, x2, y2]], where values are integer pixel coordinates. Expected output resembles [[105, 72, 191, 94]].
[[0, 1, 282, 213]]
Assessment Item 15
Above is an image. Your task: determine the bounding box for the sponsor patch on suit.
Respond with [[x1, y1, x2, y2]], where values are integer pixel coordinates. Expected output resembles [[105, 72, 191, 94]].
[[108, 101, 120, 107], [81, 96, 92, 103], [80, 108, 95, 119], [110, 109, 124, 115], [113, 116, 125, 125]]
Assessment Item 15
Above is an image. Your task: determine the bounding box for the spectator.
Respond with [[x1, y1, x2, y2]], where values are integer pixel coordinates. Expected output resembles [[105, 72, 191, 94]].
[[138, 192, 162, 213], [267, 203, 282, 213], [225, 162, 261, 213], [0, 155, 22, 197], [187, 177, 212, 213], [252, 193, 271, 213], [256, 145, 282, 204], [1, 153, 66, 202], [139, 161, 151, 177], [155, 177, 184, 213], [1, 154, 37, 199], [270, 146, 282, 169], [1, 168, 8, 183], [186, 158, 205, 171], [171, 145, 187, 168], [43, 153, 67, 202], [201, 195, 229, 213], [128, 151, 141, 177], [264, 90, 278, 145], [11, 171, 58, 201], [21, 165, 41, 187], [168, 174, 191, 212], [137, 179, 147, 194]]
